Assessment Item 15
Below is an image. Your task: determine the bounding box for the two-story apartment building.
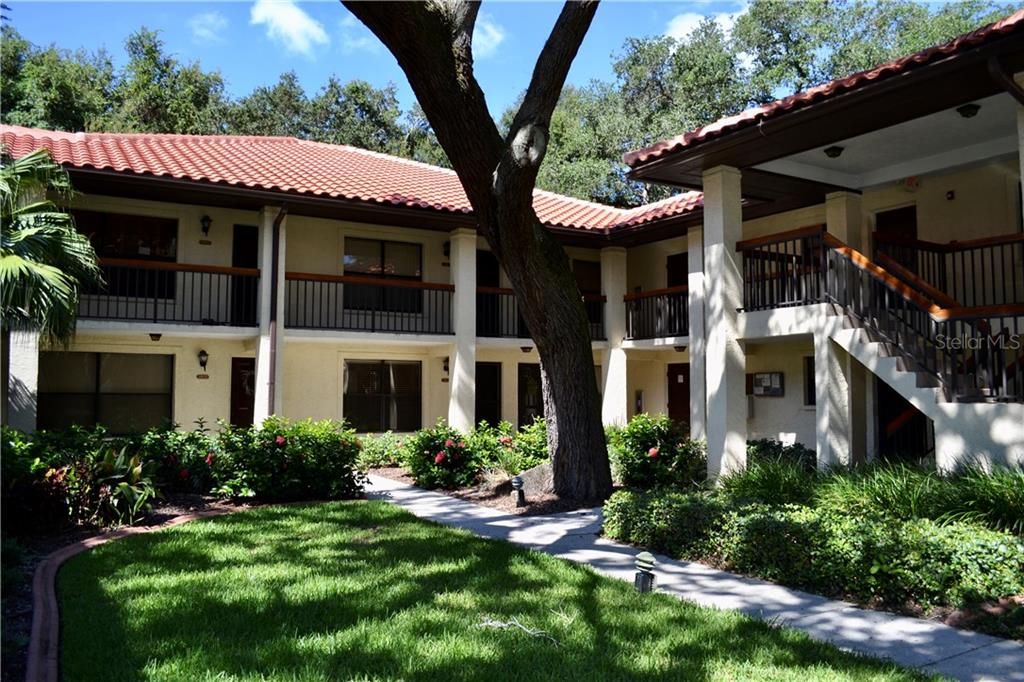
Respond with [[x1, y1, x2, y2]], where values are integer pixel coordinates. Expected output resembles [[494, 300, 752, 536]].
[[4, 10, 1024, 474]]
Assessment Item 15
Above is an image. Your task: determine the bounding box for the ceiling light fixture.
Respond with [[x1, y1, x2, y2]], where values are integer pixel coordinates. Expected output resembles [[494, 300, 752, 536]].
[[824, 145, 844, 159], [956, 103, 981, 119]]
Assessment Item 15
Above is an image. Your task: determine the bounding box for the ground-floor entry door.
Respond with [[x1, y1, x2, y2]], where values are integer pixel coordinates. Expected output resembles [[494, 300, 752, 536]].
[[475, 362, 502, 427], [667, 363, 690, 433], [230, 357, 256, 427], [517, 363, 544, 428]]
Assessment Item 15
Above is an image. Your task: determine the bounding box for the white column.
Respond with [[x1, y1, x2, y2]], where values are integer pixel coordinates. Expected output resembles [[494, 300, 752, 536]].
[[825, 191, 868, 464], [815, 333, 852, 469], [702, 166, 746, 479], [447, 228, 476, 432], [1018, 74, 1024, 227], [253, 206, 286, 424], [687, 227, 706, 440], [5, 331, 40, 431], [600, 247, 628, 426]]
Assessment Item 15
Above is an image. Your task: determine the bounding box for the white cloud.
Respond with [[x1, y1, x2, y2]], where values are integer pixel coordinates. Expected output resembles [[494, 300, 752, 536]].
[[250, 0, 329, 58], [665, 11, 737, 42], [189, 11, 228, 44], [339, 13, 380, 55], [473, 13, 505, 59]]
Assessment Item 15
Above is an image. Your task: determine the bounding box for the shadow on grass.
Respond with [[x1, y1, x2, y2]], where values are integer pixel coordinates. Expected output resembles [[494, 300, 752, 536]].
[[57, 501, 927, 682]]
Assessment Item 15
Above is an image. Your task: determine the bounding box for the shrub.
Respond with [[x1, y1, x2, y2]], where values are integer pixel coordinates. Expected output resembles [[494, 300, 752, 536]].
[[718, 504, 822, 586], [746, 439, 817, 470], [467, 419, 549, 477], [943, 464, 1024, 536], [357, 431, 404, 471], [140, 419, 217, 493], [813, 463, 947, 522], [603, 489, 728, 561], [215, 417, 365, 501], [399, 420, 476, 489], [607, 413, 704, 489], [719, 456, 818, 506], [508, 417, 549, 474]]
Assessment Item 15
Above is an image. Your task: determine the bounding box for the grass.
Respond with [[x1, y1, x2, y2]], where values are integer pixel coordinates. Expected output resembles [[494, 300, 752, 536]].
[[58, 501, 928, 682]]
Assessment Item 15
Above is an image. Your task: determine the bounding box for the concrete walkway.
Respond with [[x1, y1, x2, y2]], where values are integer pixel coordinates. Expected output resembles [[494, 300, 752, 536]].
[[367, 474, 1024, 682]]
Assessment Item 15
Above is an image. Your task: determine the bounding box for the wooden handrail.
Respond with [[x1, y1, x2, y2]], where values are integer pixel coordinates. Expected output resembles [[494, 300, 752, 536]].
[[736, 224, 825, 251], [874, 231, 1024, 253], [937, 303, 1024, 322], [100, 257, 260, 277], [582, 293, 608, 303], [875, 252, 961, 309], [477, 286, 606, 303], [286, 271, 454, 291], [624, 285, 688, 302]]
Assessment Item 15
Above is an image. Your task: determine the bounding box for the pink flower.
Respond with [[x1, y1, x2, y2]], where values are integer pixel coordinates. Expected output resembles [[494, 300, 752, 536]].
[[205, 452, 214, 466], [179, 468, 190, 480], [499, 436, 513, 447], [648, 447, 659, 458], [435, 452, 446, 464], [275, 435, 287, 447], [457, 441, 466, 449], [445, 439, 455, 448]]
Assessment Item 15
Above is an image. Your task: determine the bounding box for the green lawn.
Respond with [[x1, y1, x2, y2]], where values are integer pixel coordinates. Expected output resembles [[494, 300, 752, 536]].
[[58, 501, 929, 681]]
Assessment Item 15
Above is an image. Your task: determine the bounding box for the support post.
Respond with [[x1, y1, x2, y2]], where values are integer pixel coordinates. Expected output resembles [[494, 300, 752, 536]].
[[253, 206, 286, 424], [600, 247, 628, 426], [687, 227, 706, 440], [702, 166, 746, 479], [815, 333, 852, 469], [4, 331, 40, 431], [447, 228, 477, 432]]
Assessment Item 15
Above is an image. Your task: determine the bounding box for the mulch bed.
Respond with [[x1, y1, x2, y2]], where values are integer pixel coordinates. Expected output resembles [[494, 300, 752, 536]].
[[1, 494, 248, 682]]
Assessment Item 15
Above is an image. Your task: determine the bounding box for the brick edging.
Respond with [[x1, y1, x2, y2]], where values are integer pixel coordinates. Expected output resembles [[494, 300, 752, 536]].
[[24, 509, 235, 682]]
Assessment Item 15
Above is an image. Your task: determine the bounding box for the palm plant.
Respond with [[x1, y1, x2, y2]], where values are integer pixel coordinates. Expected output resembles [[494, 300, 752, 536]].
[[1, 147, 102, 344]]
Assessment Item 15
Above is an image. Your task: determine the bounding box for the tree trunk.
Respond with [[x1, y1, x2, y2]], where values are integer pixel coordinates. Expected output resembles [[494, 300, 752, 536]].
[[343, 0, 612, 501]]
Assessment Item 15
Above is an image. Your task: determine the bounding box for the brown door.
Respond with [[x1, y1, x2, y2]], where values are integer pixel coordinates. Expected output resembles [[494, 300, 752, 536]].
[[232, 225, 259, 325], [230, 357, 256, 427], [475, 361, 502, 427], [875, 206, 918, 272], [667, 363, 690, 433], [517, 363, 544, 428]]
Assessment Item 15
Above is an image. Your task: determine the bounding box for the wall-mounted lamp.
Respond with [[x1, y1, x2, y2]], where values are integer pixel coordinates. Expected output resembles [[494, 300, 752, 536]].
[[443, 356, 450, 374], [197, 349, 209, 371], [149, 333, 162, 342], [520, 346, 532, 354], [200, 215, 212, 236], [673, 345, 687, 353], [823, 145, 844, 159], [443, 241, 451, 258]]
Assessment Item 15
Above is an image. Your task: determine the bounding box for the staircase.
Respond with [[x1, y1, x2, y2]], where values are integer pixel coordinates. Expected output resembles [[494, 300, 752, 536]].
[[737, 226, 1024, 468]]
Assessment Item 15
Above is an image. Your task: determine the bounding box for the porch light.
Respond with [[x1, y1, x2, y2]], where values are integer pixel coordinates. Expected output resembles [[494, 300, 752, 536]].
[[634, 551, 656, 593], [149, 333, 162, 342], [443, 356, 450, 374], [956, 103, 981, 119], [200, 215, 212, 236], [197, 349, 209, 371], [520, 346, 532, 353], [823, 145, 844, 159], [510, 475, 526, 507], [673, 345, 687, 353]]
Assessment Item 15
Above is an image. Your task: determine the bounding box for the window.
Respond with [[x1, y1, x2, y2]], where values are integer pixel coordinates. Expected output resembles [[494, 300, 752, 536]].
[[344, 361, 421, 432], [73, 209, 178, 298], [803, 356, 816, 406], [37, 352, 173, 433], [343, 238, 423, 313]]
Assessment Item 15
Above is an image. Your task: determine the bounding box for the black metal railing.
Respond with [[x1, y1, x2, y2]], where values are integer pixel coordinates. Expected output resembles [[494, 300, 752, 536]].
[[476, 288, 606, 340], [875, 232, 1024, 307], [285, 273, 454, 334], [625, 286, 689, 339], [738, 225, 827, 311], [79, 259, 259, 326]]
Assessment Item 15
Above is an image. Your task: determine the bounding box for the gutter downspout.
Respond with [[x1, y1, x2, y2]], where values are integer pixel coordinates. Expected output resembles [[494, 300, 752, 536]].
[[267, 206, 287, 416], [987, 56, 1024, 106]]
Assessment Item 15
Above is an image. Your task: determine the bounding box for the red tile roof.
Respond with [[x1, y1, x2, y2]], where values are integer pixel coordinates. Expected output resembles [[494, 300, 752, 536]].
[[624, 9, 1024, 168], [1, 125, 702, 232]]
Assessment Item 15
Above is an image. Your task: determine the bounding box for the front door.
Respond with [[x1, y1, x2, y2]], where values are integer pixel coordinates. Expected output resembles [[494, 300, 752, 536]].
[[875, 206, 918, 273], [230, 357, 256, 427], [475, 362, 502, 427], [232, 225, 259, 325], [667, 363, 690, 433], [517, 363, 544, 428]]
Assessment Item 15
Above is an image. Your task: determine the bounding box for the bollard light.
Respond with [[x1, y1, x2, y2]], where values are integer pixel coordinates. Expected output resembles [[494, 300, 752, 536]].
[[510, 475, 526, 508], [634, 551, 656, 593]]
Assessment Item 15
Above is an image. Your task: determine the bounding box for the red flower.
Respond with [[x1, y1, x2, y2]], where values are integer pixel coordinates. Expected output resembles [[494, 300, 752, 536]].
[[445, 438, 455, 448], [179, 468, 190, 480], [648, 447, 659, 458], [205, 452, 214, 466], [435, 452, 446, 464], [275, 435, 287, 447]]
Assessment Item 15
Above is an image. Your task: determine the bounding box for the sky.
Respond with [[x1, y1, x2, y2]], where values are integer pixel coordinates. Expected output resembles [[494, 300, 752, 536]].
[[7, 0, 750, 117]]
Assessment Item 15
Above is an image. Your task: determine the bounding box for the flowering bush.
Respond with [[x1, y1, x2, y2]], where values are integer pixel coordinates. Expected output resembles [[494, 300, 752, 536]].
[[400, 420, 476, 489], [607, 413, 705, 489], [357, 431, 404, 470]]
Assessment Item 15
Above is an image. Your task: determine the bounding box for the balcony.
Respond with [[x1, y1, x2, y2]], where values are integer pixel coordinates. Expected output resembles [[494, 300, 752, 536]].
[[625, 286, 689, 339], [476, 288, 606, 340], [285, 272, 454, 335], [79, 258, 259, 326]]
